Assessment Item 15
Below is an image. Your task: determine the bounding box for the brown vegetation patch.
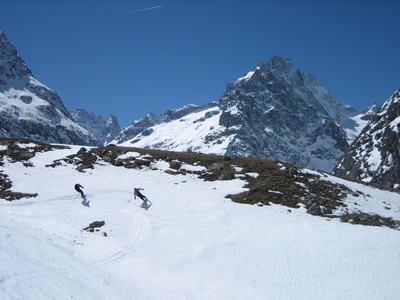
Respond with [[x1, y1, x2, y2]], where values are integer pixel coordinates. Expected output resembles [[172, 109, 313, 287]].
[[0, 138, 66, 200], [339, 213, 399, 229], [0, 138, 68, 163]]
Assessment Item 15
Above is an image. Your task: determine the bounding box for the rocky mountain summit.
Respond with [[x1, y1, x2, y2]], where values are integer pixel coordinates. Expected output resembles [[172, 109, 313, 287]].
[[113, 56, 359, 172], [70, 109, 120, 145], [0, 31, 99, 146], [334, 90, 400, 190], [217, 56, 355, 171]]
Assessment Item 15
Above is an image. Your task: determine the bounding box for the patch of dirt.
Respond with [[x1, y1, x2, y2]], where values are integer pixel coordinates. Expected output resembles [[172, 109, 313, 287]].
[[338, 213, 400, 229], [0, 138, 68, 163], [46, 147, 97, 172], [0, 138, 67, 201], [83, 221, 107, 236]]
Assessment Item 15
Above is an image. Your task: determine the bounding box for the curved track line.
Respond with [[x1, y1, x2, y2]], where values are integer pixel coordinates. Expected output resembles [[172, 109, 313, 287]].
[[93, 212, 150, 267]]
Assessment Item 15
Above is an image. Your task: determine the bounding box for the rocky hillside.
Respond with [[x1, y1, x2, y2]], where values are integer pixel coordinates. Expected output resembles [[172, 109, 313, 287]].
[[0, 31, 99, 146], [334, 90, 400, 190], [1, 137, 399, 229]]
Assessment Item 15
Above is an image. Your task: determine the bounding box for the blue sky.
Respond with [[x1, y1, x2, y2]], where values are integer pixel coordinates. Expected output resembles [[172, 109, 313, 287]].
[[1, 0, 399, 126]]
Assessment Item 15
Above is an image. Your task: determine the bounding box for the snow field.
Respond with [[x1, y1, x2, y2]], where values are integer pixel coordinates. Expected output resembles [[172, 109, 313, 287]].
[[0, 146, 399, 299], [118, 107, 234, 155]]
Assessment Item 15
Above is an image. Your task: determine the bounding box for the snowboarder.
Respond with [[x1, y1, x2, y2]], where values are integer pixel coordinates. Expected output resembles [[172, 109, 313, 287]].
[[75, 183, 85, 197], [134, 188, 151, 205]]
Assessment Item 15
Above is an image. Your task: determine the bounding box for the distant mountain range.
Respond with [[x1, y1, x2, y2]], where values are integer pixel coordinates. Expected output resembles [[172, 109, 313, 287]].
[[1, 30, 398, 189], [112, 56, 374, 172]]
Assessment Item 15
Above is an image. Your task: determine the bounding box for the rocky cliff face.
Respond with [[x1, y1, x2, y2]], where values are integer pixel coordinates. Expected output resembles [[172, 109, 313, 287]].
[[113, 56, 359, 172], [333, 90, 400, 190], [217, 56, 352, 171], [70, 109, 120, 145], [0, 31, 99, 146]]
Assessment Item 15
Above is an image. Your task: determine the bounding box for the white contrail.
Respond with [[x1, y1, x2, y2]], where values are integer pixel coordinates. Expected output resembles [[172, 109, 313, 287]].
[[127, 5, 163, 14]]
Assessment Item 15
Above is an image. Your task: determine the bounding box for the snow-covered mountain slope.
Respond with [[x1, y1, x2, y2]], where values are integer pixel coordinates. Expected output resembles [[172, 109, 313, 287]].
[[334, 90, 400, 190], [113, 102, 218, 145], [0, 31, 99, 146], [118, 105, 231, 154], [1, 139, 399, 299], [344, 103, 380, 142], [71, 109, 120, 145], [113, 56, 360, 172]]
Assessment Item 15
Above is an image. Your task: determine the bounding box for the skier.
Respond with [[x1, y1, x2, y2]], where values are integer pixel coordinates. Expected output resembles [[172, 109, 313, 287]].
[[75, 183, 85, 197], [134, 188, 151, 205]]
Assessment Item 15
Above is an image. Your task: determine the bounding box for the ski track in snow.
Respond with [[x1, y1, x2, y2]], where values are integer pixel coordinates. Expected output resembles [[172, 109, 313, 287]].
[[0, 145, 400, 299], [0, 217, 119, 300], [92, 192, 151, 267], [2, 189, 151, 268]]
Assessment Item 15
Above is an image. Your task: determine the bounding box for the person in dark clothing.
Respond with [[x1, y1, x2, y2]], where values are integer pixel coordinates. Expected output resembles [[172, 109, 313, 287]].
[[75, 183, 85, 197], [134, 188, 151, 205]]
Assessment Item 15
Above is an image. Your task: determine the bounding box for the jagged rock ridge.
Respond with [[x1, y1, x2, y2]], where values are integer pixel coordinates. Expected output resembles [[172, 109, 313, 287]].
[[333, 90, 400, 190], [70, 109, 120, 145], [0, 31, 99, 146]]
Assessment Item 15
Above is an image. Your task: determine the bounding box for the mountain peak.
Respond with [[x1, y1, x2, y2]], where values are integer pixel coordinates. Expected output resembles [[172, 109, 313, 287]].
[[257, 56, 292, 73], [0, 31, 33, 81], [0, 31, 99, 146], [70, 108, 121, 145]]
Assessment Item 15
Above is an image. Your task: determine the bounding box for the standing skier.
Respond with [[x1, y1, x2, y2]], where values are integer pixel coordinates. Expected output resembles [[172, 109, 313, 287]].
[[75, 183, 85, 197], [134, 188, 151, 205]]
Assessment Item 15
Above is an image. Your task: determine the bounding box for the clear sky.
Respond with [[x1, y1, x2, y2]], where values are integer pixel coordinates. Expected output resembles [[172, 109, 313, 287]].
[[1, 0, 399, 127]]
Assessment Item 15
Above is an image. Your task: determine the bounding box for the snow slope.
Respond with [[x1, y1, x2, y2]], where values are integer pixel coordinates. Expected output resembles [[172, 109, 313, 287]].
[[1, 144, 400, 299], [118, 106, 234, 154]]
